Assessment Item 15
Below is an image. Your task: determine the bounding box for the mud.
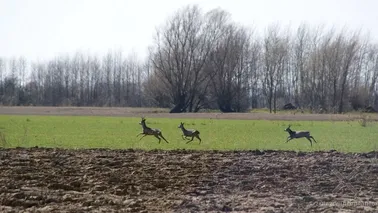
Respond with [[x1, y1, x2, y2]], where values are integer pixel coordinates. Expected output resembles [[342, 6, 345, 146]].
[[0, 148, 377, 212]]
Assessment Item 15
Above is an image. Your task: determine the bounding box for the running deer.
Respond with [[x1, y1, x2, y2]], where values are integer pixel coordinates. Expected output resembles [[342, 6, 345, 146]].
[[284, 125, 317, 146], [136, 117, 168, 143], [178, 122, 201, 144]]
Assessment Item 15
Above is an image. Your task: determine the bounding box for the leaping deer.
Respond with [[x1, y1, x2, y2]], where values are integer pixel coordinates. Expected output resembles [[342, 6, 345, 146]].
[[137, 117, 168, 143], [178, 122, 201, 144], [284, 125, 317, 146]]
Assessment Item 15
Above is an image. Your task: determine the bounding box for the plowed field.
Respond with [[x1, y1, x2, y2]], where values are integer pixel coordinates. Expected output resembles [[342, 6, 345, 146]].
[[0, 148, 377, 212]]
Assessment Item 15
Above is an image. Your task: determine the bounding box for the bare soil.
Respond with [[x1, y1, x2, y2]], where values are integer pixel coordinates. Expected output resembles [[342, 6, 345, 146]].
[[0, 107, 377, 212], [1, 106, 378, 121], [0, 148, 377, 213]]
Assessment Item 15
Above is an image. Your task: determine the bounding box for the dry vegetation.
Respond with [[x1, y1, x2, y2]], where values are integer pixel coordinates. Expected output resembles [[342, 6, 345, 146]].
[[1, 106, 378, 121]]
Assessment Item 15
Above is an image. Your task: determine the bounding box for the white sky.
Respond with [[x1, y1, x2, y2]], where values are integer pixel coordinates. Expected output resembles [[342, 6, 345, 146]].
[[0, 0, 377, 62]]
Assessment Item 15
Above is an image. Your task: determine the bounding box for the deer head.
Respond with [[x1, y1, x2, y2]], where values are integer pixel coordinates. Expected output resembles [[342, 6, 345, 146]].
[[284, 125, 292, 132], [139, 117, 146, 125]]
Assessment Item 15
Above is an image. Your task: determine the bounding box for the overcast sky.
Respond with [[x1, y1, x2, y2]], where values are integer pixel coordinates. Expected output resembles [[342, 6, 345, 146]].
[[0, 0, 377, 62]]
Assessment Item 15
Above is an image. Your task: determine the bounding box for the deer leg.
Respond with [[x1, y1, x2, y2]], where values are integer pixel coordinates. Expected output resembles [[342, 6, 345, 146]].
[[186, 137, 194, 144], [310, 136, 317, 143], [286, 137, 292, 143], [195, 135, 202, 144], [159, 133, 169, 143], [306, 137, 313, 146], [139, 134, 147, 141], [154, 135, 161, 143]]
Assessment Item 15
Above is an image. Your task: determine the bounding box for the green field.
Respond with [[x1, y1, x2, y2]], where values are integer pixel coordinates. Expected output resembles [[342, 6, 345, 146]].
[[0, 115, 377, 153]]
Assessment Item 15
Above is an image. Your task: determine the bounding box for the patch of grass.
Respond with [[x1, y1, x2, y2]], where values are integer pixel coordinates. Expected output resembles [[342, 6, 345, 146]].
[[0, 115, 377, 153], [0, 130, 7, 147]]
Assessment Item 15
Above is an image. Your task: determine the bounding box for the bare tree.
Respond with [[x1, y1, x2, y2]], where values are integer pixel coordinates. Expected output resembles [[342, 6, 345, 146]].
[[338, 32, 360, 113], [103, 52, 114, 106], [149, 5, 223, 112], [89, 56, 101, 106], [207, 22, 252, 112], [292, 24, 311, 108], [263, 24, 290, 113], [247, 38, 262, 109], [0, 58, 4, 104], [365, 44, 378, 107]]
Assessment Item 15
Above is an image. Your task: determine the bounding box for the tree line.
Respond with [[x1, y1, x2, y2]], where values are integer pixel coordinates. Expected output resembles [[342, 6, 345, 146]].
[[1, 5, 378, 113]]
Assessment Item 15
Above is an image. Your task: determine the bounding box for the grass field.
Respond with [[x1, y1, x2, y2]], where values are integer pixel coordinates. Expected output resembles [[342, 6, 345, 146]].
[[1, 114, 377, 153], [0, 108, 377, 212]]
